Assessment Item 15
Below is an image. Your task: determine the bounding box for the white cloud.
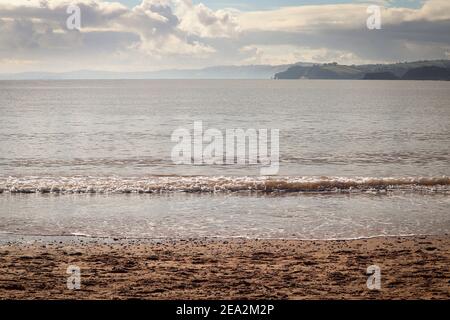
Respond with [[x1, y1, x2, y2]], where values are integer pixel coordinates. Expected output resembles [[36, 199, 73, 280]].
[[238, 44, 379, 65], [175, 0, 240, 38], [0, 0, 234, 71], [238, 0, 450, 32]]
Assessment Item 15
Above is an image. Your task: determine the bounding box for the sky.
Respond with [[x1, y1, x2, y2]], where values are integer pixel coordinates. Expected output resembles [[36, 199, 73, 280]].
[[0, 0, 449, 73]]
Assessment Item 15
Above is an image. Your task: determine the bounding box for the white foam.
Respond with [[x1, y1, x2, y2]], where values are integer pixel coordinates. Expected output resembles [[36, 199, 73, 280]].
[[1, 175, 449, 194]]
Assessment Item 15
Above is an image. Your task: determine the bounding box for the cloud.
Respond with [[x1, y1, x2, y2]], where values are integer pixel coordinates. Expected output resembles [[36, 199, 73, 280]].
[[238, 0, 450, 31], [0, 0, 237, 71], [236, 0, 450, 64], [0, 0, 449, 72], [175, 0, 240, 38]]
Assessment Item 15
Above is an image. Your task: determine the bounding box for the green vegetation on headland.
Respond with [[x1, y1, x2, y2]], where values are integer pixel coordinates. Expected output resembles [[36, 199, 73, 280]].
[[274, 60, 450, 80]]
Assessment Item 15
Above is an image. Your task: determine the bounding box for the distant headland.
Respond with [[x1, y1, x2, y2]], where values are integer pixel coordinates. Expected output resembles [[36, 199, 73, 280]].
[[274, 60, 450, 80], [1, 60, 449, 80]]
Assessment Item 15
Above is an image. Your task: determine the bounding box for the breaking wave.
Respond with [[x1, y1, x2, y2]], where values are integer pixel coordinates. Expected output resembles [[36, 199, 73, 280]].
[[1, 176, 449, 194]]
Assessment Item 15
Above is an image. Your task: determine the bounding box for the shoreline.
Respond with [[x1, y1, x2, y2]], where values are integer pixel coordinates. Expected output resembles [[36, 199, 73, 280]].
[[0, 235, 448, 299], [0, 232, 446, 245]]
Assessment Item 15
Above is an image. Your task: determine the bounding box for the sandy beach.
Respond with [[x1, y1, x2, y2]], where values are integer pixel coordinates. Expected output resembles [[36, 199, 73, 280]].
[[0, 235, 448, 300]]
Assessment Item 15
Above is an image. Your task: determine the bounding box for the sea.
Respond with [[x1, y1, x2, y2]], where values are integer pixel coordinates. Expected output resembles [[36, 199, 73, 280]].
[[0, 79, 449, 240]]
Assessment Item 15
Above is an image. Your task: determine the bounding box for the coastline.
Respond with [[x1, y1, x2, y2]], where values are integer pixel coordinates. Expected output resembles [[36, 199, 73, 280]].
[[0, 235, 448, 300]]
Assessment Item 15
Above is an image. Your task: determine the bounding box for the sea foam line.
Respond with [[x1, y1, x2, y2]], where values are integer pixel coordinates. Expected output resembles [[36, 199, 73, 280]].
[[0, 176, 449, 194]]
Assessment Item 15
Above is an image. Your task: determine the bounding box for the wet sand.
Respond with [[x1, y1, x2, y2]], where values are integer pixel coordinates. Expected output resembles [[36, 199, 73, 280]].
[[0, 236, 448, 300]]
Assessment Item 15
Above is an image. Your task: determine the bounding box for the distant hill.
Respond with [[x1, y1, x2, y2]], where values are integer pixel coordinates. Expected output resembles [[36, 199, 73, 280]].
[[401, 66, 450, 80], [3, 60, 449, 80], [363, 72, 399, 80], [357, 60, 450, 78], [275, 60, 450, 80], [275, 63, 363, 80], [0, 64, 293, 80]]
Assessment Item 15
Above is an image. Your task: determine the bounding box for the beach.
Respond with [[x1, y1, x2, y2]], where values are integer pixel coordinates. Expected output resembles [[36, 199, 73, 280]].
[[2, 0, 450, 305], [1, 80, 449, 301], [0, 235, 448, 300]]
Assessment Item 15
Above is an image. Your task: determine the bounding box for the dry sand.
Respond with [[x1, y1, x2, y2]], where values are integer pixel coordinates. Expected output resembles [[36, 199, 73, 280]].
[[0, 236, 448, 300]]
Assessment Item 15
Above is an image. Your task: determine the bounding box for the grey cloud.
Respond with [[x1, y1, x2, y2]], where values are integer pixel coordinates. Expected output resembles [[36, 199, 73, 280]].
[[234, 14, 450, 63]]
